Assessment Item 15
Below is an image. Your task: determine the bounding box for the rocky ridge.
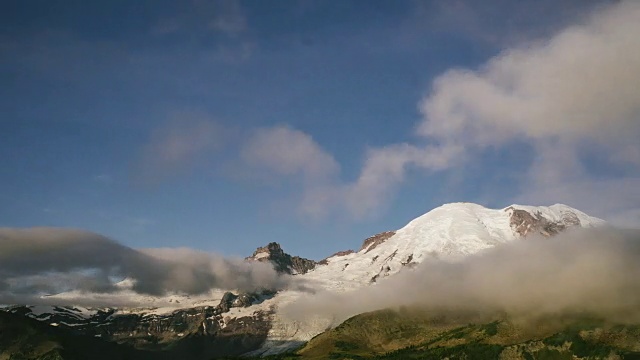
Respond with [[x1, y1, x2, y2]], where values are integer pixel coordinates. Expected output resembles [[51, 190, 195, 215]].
[[245, 242, 316, 275]]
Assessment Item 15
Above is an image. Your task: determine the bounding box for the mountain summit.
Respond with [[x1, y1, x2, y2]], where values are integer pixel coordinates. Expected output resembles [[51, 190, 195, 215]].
[[305, 203, 604, 288], [245, 242, 316, 275]]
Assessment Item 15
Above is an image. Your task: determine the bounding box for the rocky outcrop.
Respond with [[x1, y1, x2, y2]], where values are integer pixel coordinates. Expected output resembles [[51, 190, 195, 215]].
[[359, 231, 396, 253], [318, 250, 355, 265], [506, 207, 582, 237], [245, 242, 316, 275]]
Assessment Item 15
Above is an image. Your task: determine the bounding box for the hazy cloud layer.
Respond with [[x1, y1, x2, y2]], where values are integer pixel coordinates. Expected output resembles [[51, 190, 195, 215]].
[[284, 228, 640, 325], [0, 227, 290, 305]]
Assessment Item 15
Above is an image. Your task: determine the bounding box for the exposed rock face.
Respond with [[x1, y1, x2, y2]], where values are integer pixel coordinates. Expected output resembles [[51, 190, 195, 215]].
[[245, 242, 316, 275], [359, 231, 396, 253], [318, 250, 355, 265], [332, 250, 355, 257], [506, 207, 582, 237]]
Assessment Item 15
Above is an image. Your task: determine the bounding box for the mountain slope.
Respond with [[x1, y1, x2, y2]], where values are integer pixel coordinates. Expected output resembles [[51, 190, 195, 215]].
[[1, 202, 606, 358]]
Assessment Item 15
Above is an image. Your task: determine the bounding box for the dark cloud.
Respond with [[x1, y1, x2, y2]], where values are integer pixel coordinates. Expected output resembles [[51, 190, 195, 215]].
[[0, 227, 292, 305]]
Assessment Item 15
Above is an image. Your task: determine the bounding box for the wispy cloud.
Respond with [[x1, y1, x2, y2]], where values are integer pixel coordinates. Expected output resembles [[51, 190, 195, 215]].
[[151, 0, 253, 62], [207, 0, 248, 36], [132, 111, 224, 185], [92, 174, 114, 185], [411, 0, 604, 48], [152, 0, 248, 36], [241, 125, 339, 183]]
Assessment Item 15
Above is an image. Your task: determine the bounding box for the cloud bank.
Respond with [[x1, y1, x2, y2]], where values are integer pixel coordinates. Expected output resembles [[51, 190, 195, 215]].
[[284, 228, 640, 325], [0, 227, 290, 305]]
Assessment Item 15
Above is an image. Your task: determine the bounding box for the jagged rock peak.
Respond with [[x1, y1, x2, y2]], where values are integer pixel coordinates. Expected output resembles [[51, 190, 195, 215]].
[[246, 242, 286, 260], [246, 242, 316, 275]]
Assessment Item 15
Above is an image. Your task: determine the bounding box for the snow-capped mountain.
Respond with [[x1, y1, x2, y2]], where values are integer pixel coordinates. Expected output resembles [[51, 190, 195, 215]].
[[2, 202, 605, 357], [302, 203, 604, 290], [250, 203, 605, 354]]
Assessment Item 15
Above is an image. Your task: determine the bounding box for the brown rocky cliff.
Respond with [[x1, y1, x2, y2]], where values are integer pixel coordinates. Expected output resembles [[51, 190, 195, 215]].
[[506, 207, 582, 237], [359, 231, 396, 253]]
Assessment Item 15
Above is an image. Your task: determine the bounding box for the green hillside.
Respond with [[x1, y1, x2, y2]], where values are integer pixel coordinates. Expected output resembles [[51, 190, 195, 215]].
[[225, 308, 640, 360]]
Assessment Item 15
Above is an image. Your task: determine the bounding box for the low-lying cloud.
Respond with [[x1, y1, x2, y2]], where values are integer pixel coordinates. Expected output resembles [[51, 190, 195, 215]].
[[0, 227, 291, 305], [284, 228, 640, 325]]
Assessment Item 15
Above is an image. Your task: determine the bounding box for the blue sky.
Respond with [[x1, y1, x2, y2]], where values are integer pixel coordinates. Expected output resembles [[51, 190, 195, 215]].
[[2, 0, 638, 259]]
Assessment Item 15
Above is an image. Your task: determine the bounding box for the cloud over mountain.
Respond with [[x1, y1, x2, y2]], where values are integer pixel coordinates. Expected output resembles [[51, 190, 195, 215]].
[[0, 227, 291, 305], [285, 228, 640, 325]]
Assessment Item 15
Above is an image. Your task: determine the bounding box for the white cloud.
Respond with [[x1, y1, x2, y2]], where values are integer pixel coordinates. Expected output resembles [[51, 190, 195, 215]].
[[343, 143, 463, 218], [240, 128, 462, 219], [241, 125, 339, 183], [419, 2, 640, 144], [241, 2, 640, 224], [415, 1, 640, 225], [240, 125, 342, 218]]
